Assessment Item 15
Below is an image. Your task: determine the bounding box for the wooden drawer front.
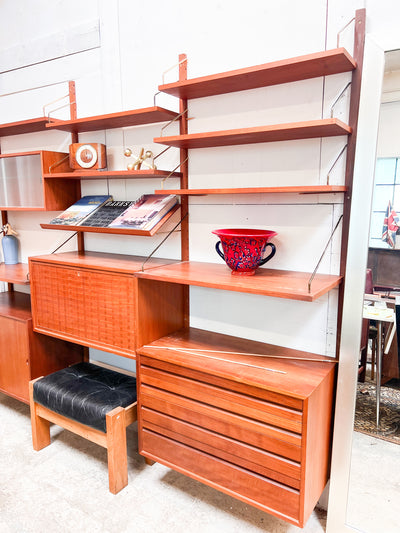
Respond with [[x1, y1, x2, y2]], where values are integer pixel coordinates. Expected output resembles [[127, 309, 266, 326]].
[[140, 385, 301, 461], [141, 365, 302, 433], [30, 262, 136, 355], [142, 429, 300, 524], [140, 355, 303, 410], [142, 407, 301, 488]]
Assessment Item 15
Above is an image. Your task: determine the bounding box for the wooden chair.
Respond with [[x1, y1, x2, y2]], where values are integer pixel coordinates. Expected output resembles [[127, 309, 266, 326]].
[[29, 362, 140, 494]]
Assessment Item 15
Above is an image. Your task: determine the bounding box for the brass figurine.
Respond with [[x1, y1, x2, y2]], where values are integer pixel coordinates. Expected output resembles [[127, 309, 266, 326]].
[[124, 147, 156, 170]]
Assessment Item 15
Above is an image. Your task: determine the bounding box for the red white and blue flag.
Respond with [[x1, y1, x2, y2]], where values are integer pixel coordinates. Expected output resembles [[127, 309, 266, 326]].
[[382, 200, 399, 248]]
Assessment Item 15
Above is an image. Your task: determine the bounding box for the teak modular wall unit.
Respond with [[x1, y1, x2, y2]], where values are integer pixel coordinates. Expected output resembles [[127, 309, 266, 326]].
[[1, 8, 365, 528]]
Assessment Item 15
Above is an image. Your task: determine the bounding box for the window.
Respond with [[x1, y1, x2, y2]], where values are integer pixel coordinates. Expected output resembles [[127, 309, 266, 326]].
[[369, 157, 400, 248]]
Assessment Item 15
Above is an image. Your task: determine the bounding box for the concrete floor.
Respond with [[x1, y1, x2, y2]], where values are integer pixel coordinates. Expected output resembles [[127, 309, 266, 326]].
[[0, 391, 398, 533]]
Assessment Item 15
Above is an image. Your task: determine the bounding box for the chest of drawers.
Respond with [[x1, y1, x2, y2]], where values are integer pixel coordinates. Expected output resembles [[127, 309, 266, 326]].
[[137, 328, 336, 527]]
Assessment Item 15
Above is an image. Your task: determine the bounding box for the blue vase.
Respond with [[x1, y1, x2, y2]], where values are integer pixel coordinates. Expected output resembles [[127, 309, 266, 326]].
[[2, 235, 19, 264]]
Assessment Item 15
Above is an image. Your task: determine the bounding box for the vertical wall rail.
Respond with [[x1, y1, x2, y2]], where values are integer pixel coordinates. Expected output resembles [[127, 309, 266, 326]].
[[179, 54, 190, 328], [68, 80, 85, 252], [336, 8, 366, 356]]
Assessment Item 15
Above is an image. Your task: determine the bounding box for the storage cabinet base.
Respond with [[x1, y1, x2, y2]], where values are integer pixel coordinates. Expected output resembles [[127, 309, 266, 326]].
[[0, 292, 84, 404], [137, 328, 336, 528]]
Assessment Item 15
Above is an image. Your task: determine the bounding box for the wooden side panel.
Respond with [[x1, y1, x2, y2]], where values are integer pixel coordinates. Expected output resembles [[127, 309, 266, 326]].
[[301, 367, 336, 524], [135, 278, 184, 348], [42, 178, 80, 211]]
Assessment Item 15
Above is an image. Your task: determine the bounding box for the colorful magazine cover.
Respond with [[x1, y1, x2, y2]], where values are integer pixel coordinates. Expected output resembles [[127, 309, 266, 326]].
[[108, 194, 178, 230], [48, 195, 112, 226]]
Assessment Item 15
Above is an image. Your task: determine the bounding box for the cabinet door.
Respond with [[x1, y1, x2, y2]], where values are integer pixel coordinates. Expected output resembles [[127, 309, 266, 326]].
[[30, 262, 137, 357], [0, 153, 44, 208], [0, 316, 30, 402]]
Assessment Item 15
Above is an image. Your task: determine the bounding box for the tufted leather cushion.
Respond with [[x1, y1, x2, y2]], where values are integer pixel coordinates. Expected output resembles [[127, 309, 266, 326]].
[[33, 362, 137, 433]]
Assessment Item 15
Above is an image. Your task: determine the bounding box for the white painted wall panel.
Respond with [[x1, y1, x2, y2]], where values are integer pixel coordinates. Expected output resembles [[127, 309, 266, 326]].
[[0, 0, 363, 366]]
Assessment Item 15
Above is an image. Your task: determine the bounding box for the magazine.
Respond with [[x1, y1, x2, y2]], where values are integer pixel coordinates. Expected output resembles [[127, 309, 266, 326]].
[[108, 194, 178, 230], [83, 200, 134, 227], [48, 195, 112, 226]]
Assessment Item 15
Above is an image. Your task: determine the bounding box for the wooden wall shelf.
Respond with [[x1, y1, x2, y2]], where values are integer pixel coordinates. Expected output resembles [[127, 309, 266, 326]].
[[0, 117, 49, 137], [135, 261, 342, 302], [154, 119, 351, 149], [154, 185, 347, 196], [159, 48, 356, 99], [40, 204, 180, 236], [43, 169, 183, 180], [0, 263, 30, 285], [46, 106, 178, 133]]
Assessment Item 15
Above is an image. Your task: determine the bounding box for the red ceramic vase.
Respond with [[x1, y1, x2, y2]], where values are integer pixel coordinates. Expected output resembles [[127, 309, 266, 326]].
[[212, 228, 277, 275]]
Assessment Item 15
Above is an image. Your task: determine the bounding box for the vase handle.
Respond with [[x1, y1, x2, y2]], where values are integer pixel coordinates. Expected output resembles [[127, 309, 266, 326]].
[[215, 241, 225, 260], [258, 243, 276, 266]]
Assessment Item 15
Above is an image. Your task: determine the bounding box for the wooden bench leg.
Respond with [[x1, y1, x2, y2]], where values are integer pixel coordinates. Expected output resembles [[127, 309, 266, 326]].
[[106, 406, 128, 494], [145, 458, 155, 466], [29, 380, 51, 451]]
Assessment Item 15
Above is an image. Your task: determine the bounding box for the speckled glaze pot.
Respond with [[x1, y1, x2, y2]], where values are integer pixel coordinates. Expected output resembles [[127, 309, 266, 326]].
[[212, 228, 277, 275]]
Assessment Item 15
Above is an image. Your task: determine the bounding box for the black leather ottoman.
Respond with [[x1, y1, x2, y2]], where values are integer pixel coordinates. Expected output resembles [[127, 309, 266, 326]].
[[29, 362, 139, 494], [33, 362, 137, 432]]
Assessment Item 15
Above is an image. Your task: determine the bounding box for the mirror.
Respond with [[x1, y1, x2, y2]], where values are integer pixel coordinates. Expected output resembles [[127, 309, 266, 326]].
[[346, 48, 400, 533]]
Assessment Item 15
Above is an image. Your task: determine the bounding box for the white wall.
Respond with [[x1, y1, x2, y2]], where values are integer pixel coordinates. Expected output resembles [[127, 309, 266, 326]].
[[0, 0, 364, 368]]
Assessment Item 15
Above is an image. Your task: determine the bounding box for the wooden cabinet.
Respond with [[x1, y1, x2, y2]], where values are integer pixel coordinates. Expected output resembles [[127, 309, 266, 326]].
[[0, 151, 79, 211], [137, 328, 336, 527], [0, 291, 84, 403], [29, 251, 185, 358]]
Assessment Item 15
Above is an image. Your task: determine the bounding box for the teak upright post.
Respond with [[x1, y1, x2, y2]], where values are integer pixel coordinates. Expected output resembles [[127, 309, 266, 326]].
[[179, 54, 190, 328]]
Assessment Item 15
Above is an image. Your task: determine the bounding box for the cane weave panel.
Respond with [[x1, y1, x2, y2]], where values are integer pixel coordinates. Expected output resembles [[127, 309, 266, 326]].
[[31, 263, 136, 355]]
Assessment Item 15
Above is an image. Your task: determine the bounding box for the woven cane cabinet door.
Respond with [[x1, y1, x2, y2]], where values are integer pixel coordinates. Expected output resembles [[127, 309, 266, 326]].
[[29, 252, 185, 358], [137, 329, 336, 528], [29, 252, 138, 357]]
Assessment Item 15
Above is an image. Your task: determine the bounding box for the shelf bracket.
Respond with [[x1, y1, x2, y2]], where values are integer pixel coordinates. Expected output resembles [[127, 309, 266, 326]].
[[159, 108, 189, 136], [43, 91, 76, 121], [141, 212, 188, 271], [326, 144, 348, 185], [308, 214, 343, 293], [336, 17, 355, 48], [161, 56, 188, 85], [50, 232, 79, 255], [159, 156, 188, 189], [48, 154, 69, 174], [330, 82, 352, 118]]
